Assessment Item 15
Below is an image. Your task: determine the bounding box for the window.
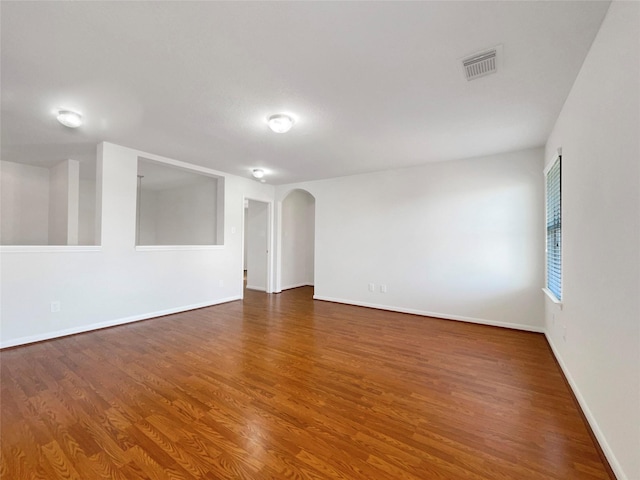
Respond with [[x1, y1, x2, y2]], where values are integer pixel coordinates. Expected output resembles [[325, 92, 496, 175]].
[[545, 154, 562, 301]]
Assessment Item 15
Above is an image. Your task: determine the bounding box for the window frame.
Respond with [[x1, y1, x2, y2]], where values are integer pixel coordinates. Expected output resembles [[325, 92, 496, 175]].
[[543, 152, 562, 305]]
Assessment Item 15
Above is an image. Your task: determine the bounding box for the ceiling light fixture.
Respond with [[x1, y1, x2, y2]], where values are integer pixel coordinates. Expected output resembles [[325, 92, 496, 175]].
[[56, 110, 83, 128], [267, 113, 294, 133], [252, 168, 265, 179]]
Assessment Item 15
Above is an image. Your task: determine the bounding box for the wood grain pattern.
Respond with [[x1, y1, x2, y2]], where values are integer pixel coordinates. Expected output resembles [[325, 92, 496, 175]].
[[1, 287, 614, 479]]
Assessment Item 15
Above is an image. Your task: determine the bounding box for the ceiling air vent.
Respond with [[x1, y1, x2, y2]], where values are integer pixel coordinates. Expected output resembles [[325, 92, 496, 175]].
[[462, 46, 500, 81]]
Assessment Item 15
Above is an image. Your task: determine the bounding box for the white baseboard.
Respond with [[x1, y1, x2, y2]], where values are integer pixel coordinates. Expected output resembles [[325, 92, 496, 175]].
[[0, 295, 242, 349], [245, 285, 266, 292], [312, 295, 544, 333], [545, 334, 625, 480], [281, 282, 314, 291]]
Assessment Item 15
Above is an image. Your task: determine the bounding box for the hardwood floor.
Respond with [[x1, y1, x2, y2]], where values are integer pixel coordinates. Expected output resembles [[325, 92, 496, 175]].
[[1, 287, 614, 479]]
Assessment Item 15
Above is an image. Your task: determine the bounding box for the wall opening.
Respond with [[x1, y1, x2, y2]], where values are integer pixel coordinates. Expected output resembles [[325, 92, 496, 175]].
[[135, 158, 224, 246], [244, 199, 271, 292], [280, 189, 315, 292], [1, 157, 99, 246]]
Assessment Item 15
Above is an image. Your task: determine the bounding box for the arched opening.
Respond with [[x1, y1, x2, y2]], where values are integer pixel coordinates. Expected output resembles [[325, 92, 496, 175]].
[[280, 189, 315, 293]]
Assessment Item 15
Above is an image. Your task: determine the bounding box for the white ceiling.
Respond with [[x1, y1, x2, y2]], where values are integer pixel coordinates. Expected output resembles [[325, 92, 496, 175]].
[[1, 1, 610, 185]]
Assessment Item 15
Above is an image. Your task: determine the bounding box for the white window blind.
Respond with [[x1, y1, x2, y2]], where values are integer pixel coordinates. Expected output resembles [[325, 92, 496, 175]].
[[545, 155, 562, 300]]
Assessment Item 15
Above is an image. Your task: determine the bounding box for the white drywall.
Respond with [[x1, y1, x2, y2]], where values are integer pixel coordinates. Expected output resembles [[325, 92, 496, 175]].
[[138, 188, 158, 245], [281, 189, 315, 290], [48, 160, 68, 245], [67, 160, 79, 245], [544, 3, 639, 479], [0, 142, 274, 348], [243, 207, 248, 270], [276, 147, 545, 331], [78, 179, 96, 245], [305, 198, 315, 286], [153, 180, 218, 245], [0, 161, 50, 245], [48, 159, 80, 245]]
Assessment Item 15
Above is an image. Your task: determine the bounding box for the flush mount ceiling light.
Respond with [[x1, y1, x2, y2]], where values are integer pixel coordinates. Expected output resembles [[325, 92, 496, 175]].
[[267, 113, 294, 133], [56, 110, 83, 128], [252, 168, 265, 179]]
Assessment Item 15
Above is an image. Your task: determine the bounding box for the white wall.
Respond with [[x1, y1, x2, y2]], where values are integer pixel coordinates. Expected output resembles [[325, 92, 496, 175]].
[[138, 188, 158, 245], [281, 189, 315, 290], [0, 161, 49, 245], [243, 206, 248, 270], [78, 179, 96, 245], [0, 142, 274, 348], [544, 3, 639, 479], [48, 160, 68, 245], [276, 147, 545, 331], [67, 160, 79, 245], [305, 198, 315, 286], [154, 180, 217, 245], [48, 159, 79, 245]]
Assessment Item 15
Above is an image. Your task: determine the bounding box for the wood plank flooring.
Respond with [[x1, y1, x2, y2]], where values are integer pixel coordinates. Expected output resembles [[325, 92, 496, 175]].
[[1, 287, 614, 479]]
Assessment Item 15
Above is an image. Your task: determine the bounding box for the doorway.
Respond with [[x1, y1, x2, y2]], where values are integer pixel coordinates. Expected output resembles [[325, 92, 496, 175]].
[[244, 199, 271, 292], [280, 189, 315, 292]]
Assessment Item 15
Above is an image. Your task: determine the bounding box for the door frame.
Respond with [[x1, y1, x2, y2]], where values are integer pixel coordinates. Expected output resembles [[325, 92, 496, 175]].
[[242, 197, 274, 295]]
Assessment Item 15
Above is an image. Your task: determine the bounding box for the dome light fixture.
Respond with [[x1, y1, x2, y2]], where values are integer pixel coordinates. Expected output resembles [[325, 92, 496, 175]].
[[252, 168, 265, 179], [267, 113, 294, 133], [56, 110, 83, 128]]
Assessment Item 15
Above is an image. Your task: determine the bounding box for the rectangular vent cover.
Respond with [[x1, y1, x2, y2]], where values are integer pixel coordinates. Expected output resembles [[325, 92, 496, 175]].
[[463, 49, 498, 81]]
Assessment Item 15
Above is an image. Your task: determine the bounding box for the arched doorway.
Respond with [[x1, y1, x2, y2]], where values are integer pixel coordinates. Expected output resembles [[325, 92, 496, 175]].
[[280, 189, 315, 293]]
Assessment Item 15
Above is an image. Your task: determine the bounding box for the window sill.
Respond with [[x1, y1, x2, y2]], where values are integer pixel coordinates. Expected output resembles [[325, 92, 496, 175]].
[[542, 288, 563, 309], [0, 245, 102, 253], [135, 245, 224, 252]]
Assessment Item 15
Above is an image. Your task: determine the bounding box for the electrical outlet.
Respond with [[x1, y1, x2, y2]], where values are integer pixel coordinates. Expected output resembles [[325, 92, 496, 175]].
[[51, 301, 61, 313], [368, 283, 375, 292], [219, 279, 224, 287], [380, 284, 387, 293], [562, 325, 567, 342]]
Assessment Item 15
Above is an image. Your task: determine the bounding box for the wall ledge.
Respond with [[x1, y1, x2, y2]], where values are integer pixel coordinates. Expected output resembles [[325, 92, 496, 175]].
[[135, 245, 224, 252], [0, 245, 102, 253]]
